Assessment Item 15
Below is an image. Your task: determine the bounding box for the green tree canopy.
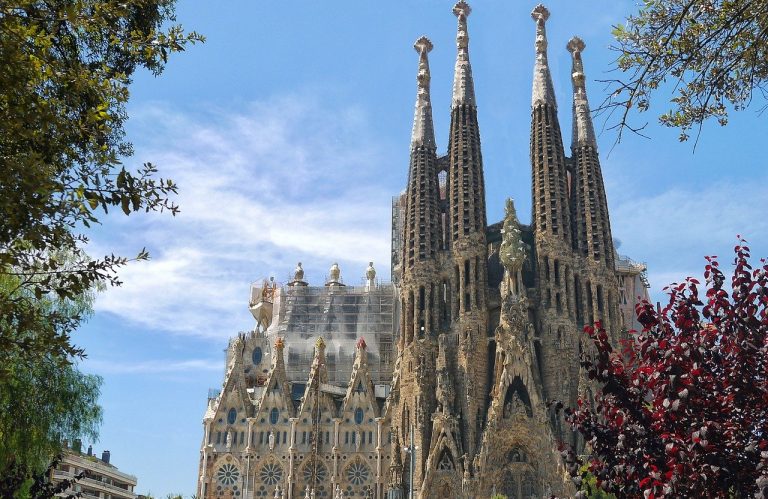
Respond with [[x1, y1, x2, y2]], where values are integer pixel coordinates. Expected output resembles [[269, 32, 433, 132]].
[[605, 0, 768, 143], [0, 0, 202, 368]]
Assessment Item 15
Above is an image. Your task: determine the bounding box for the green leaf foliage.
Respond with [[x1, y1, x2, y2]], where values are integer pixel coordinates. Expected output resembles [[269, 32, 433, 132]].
[[603, 0, 768, 143], [0, 0, 201, 493], [0, 1, 202, 365]]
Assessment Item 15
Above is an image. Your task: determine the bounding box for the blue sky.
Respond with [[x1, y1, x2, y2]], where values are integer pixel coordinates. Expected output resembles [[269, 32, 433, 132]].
[[75, 1, 768, 496]]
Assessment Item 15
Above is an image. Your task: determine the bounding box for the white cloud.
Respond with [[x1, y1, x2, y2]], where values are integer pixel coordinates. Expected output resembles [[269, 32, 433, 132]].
[[92, 96, 400, 339], [610, 176, 768, 301], [84, 358, 222, 374]]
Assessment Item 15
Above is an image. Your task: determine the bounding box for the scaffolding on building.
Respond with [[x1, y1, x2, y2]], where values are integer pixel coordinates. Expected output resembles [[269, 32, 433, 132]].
[[263, 283, 397, 386]]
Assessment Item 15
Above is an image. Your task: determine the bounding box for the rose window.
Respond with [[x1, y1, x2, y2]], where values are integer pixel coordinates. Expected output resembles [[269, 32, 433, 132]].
[[259, 462, 283, 486], [346, 461, 370, 485], [302, 461, 328, 483], [217, 463, 240, 486]]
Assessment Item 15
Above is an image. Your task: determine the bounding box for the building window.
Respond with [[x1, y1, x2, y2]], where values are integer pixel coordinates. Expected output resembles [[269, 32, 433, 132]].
[[354, 408, 364, 425], [252, 347, 263, 364], [227, 408, 236, 425], [216, 464, 240, 486], [270, 408, 279, 425]]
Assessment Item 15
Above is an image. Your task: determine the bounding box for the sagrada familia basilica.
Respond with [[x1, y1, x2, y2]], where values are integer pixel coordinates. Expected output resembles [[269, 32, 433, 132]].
[[197, 3, 650, 498]]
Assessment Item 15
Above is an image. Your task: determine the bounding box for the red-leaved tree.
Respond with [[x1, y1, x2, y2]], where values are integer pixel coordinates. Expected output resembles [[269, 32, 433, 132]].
[[562, 239, 768, 498]]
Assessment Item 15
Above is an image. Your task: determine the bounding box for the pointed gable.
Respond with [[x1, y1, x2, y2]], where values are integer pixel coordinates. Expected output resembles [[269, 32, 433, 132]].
[[340, 337, 378, 419], [298, 337, 336, 419], [256, 337, 294, 421]]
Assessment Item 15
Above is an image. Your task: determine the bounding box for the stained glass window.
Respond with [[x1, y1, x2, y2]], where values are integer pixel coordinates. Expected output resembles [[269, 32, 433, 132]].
[[217, 463, 240, 486], [270, 408, 279, 425], [354, 408, 364, 424], [346, 461, 370, 485], [252, 347, 263, 364], [259, 462, 283, 486], [227, 408, 236, 425], [302, 461, 328, 483]]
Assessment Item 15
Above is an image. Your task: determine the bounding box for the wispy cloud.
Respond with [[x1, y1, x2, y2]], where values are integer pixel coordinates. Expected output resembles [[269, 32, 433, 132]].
[[610, 174, 768, 301], [92, 96, 401, 339], [84, 358, 222, 374]]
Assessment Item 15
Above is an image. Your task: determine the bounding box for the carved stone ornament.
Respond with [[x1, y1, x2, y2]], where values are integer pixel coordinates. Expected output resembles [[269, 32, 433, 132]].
[[499, 198, 526, 274]]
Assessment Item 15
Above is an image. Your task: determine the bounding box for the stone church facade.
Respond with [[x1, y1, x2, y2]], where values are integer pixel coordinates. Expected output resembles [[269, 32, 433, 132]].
[[197, 3, 650, 498]]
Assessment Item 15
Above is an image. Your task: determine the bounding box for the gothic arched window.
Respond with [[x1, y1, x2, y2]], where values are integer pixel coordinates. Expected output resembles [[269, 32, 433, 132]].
[[227, 408, 237, 425], [252, 347, 263, 364], [270, 408, 279, 425], [354, 408, 364, 424]]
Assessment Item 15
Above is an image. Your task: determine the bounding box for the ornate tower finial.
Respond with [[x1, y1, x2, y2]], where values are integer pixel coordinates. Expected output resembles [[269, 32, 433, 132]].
[[452, 1, 475, 107], [274, 337, 285, 350], [567, 36, 596, 147], [289, 261, 308, 287], [356, 336, 367, 350], [411, 36, 436, 149], [531, 4, 556, 108], [315, 336, 326, 351]]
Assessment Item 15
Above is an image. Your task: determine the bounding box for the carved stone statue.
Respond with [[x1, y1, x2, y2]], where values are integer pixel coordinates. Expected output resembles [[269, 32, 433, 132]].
[[304, 485, 311, 499], [366, 261, 376, 280], [226, 430, 232, 450], [268, 430, 275, 451], [294, 262, 304, 281], [355, 431, 362, 451], [504, 391, 530, 419], [329, 262, 341, 282]]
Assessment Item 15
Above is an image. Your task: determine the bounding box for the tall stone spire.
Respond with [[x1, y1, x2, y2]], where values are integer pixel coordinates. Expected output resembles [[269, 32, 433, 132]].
[[402, 36, 441, 276], [452, 0, 475, 107], [567, 36, 596, 148], [411, 36, 436, 149], [531, 4, 556, 108], [567, 37, 614, 269], [529, 4, 571, 245], [446, 0, 489, 462]]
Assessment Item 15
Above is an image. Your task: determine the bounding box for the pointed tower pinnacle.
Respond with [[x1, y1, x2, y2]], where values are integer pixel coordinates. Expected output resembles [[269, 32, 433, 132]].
[[567, 36, 614, 270], [531, 4, 556, 108], [355, 336, 368, 367], [567, 36, 596, 148], [411, 36, 436, 149], [452, 1, 475, 107]]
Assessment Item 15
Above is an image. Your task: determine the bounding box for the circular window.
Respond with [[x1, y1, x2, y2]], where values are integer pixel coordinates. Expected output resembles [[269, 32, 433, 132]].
[[302, 461, 328, 483], [252, 347, 263, 365], [217, 463, 240, 486], [227, 408, 237, 425], [346, 461, 370, 485], [259, 462, 283, 486], [270, 408, 279, 425], [354, 408, 364, 425]]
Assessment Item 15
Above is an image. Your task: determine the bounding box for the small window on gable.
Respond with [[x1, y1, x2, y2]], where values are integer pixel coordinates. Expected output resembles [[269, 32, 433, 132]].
[[227, 408, 236, 425], [252, 347, 263, 365], [354, 408, 364, 425], [270, 408, 279, 425], [355, 381, 365, 394]]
